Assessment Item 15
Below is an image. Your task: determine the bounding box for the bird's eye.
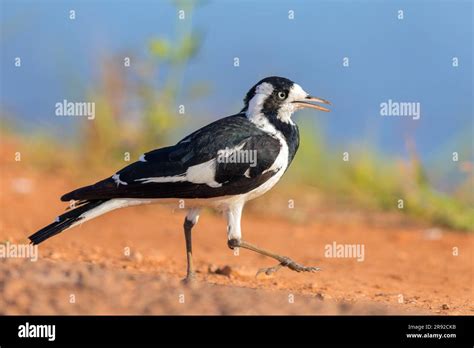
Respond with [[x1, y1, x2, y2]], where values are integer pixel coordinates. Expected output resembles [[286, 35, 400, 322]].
[[277, 91, 287, 100]]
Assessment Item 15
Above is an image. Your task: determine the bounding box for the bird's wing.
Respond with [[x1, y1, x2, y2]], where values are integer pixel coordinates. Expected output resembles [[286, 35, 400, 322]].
[[61, 114, 283, 201]]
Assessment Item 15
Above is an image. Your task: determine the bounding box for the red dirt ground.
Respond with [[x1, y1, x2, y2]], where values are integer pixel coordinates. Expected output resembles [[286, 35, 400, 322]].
[[0, 139, 472, 315]]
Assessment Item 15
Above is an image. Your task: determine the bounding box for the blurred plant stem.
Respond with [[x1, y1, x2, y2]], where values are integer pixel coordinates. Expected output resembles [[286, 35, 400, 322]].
[[80, 0, 202, 171], [288, 120, 473, 231]]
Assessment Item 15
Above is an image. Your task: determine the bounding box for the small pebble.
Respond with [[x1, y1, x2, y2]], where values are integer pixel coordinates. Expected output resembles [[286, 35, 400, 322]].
[[214, 265, 232, 277]]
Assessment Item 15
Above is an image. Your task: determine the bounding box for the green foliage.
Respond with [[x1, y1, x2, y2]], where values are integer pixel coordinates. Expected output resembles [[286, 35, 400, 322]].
[[149, 34, 201, 64], [288, 119, 474, 232], [77, 0, 204, 173], [149, 38, 171, 59]]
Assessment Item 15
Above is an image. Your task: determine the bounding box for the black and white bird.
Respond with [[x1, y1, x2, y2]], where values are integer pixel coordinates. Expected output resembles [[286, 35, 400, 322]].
[[29, 76, 331, 281]]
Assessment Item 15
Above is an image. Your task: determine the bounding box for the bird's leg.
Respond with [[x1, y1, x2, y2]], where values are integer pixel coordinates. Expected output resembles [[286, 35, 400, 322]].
[[183, 219, 195, 282], [228, 239, 320, 276], [225, 202, 319, 276], [182, 208, 200, 283]]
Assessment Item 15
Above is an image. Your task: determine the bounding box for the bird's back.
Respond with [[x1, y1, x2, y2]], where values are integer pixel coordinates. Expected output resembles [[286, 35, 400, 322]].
[[61, 114, 290, 201]]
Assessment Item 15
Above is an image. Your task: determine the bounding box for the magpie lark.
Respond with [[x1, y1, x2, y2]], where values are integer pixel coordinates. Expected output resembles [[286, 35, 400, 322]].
[[29, 76, 331, 282]]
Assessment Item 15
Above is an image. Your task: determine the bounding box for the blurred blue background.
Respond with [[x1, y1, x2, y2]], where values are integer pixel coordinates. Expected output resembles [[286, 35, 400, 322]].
[[1, 0, 472, 179]]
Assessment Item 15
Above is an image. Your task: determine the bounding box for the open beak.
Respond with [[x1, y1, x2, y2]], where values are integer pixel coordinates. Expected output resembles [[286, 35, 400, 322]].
[[292, 95, 331, 112]]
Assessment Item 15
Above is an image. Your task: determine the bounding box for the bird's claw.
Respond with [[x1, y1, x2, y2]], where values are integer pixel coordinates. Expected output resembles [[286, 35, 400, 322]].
[[181, 272, 197, 284], [256, 257, 321, 277]]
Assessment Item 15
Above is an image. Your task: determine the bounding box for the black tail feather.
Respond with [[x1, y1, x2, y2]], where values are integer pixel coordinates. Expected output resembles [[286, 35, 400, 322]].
[[29, 200, 106, 245]]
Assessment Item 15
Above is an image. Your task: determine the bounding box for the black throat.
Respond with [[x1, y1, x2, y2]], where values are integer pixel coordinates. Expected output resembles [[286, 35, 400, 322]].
[[263, 112, 300, 165]]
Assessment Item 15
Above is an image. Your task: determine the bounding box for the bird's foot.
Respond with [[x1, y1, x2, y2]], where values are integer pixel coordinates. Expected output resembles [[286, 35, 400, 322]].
[[181, 272, 197, 284], [256, 257, 321, 276]]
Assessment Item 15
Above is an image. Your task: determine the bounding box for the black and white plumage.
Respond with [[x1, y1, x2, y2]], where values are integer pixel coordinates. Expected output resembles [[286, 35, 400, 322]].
[[29, 76, 330, 280]]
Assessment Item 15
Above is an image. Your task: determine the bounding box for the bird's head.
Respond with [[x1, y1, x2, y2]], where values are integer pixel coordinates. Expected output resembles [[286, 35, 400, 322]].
[[241, 76, 330, 125]]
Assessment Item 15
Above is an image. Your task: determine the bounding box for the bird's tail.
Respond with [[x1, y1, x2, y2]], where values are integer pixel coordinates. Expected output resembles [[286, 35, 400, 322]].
[[29, 200, 108, 245]]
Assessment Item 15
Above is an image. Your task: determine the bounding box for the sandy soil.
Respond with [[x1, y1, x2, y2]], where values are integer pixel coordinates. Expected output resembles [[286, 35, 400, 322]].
[[0, 141, 472, 315]]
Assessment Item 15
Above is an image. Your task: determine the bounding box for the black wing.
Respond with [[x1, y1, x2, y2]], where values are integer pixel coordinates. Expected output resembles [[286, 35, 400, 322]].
[[61, 114, 282, 201]]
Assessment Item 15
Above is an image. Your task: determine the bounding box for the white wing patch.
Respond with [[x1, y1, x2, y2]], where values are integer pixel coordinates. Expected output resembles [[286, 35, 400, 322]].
[[186, 159, 222, 187], [135, 174, 187, 184], [112, 174, 128, 186], [135, 159, 222, 188]]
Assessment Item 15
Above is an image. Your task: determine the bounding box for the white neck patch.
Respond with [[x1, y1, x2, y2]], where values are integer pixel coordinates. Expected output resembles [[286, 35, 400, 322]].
[[246, 82, 273, 119]]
